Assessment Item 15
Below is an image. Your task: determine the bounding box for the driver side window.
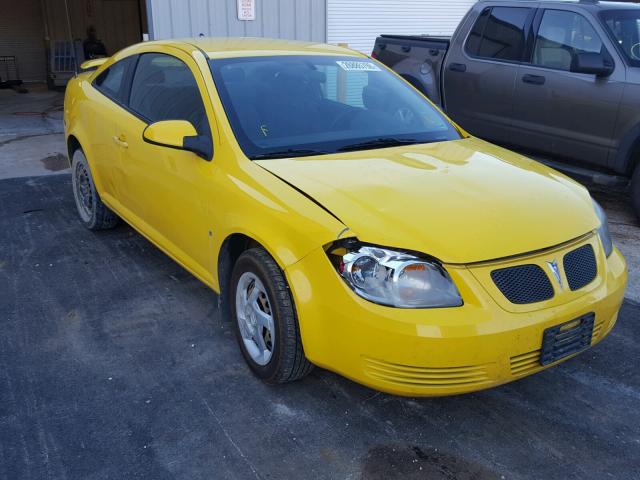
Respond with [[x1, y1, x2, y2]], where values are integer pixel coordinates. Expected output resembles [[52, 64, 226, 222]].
[[129, 53, 208, 134], [533, 10, 604, 71]]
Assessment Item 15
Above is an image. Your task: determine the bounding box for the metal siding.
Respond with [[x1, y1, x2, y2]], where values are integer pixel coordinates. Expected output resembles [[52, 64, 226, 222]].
[[149, 0, 326, 42], [261, 0, 280, 39], [169, 0, 192, 37], [190, 0, 210, 37], [327, 0, 476, 53], [209, 1, 230, 37]]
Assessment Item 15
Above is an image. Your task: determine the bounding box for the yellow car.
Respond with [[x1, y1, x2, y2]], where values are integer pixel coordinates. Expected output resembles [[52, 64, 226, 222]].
[[64, 38, 627, 396]]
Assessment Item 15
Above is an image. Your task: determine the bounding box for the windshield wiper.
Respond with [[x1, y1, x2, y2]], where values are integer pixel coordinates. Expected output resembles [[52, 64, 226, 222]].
[[250, 149, 329, 160], [337, 137, 419, 152]]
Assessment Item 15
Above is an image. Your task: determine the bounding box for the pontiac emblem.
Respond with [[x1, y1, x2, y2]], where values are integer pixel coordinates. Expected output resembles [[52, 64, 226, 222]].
[[547, 260, 563, 289]]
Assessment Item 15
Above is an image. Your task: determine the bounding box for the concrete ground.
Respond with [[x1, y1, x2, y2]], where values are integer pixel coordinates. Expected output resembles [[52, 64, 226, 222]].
[[1, 87, 639, 480], [0, 86, 66, 180]]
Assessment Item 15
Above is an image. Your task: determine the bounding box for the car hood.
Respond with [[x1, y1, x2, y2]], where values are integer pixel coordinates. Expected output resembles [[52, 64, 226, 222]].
[[255, 137, 598, 264]]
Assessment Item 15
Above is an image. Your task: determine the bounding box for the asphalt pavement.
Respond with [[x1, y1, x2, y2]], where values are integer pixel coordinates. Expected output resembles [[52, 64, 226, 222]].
[[1, 173, 639, 480]]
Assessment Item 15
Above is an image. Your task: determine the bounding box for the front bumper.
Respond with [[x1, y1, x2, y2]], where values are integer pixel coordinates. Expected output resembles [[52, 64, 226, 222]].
[[285, 236, 627, 397]]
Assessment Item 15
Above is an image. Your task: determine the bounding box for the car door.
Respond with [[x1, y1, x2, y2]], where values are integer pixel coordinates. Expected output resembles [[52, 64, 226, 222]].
[[511, 8, 625, 167], [86, 56, 136, 199], [113, 50, 217, 282], [443, 5, 535, 144]]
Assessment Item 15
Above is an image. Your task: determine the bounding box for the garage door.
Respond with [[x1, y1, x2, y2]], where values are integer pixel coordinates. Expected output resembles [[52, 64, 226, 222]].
[[327, 0, 475, 54], [0, 0, 46, 82]]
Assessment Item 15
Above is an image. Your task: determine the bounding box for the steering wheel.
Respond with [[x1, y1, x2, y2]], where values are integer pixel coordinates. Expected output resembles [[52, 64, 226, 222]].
[[393, 107, 417, 126], [330, 109, 360, 130], [631, 43, 640, 60]]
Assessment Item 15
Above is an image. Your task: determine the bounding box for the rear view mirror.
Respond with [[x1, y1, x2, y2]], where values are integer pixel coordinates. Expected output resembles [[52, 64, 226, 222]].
[[571, 53, 614, 77], [143, 120, 213, 160]]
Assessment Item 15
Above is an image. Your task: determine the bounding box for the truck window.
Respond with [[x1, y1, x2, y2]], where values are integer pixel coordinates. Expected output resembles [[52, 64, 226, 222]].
[[533, 10, 604, 71], [465, 7, 532, 62], [601, 9, 640, 67]]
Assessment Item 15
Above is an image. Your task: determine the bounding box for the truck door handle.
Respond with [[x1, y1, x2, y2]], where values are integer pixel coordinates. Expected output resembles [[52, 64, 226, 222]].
[[401, 45, 411, 53], [112, 135, 128, 148], [522, 74, 546, 85], [449, 63, 467, 73]]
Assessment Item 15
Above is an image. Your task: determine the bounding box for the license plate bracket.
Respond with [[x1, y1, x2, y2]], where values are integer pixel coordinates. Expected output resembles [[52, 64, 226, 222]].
[[540, 313, 595, 366]]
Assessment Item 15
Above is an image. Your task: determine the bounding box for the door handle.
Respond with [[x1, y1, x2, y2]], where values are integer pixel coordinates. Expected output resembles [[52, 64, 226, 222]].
[[401, 45, 411, 53], [112, 135, 128, 148], [522, 74, 546, 85], [449, 62, 467, 73]]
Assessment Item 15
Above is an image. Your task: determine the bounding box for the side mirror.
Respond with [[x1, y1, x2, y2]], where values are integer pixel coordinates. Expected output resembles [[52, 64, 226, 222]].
[[571, 52, 614, 77], [143, 120, 213, 161]]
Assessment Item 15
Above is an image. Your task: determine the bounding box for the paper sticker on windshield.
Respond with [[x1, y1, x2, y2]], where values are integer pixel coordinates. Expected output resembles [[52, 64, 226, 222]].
[[336, 61, 381, 72]]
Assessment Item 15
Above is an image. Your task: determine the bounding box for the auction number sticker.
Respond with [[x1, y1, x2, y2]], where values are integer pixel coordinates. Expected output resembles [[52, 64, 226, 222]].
[[336, 61, 381, 72]]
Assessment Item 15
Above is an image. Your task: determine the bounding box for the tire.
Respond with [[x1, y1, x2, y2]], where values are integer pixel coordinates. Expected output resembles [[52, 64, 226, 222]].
[[230, 247, 313, 384], [632, 164, 640, 223], [71, 149, 119, 230]]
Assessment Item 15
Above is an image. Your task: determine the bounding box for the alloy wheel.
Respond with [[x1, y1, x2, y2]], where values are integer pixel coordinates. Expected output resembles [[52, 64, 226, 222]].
[[235, 272, 275, 366]]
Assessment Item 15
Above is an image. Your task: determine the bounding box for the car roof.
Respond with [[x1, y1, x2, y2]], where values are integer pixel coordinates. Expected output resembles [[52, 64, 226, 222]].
[[139, 37, 365, 60]]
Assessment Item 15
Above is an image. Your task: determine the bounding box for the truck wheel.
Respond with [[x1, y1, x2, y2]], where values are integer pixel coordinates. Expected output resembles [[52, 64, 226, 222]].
[[230, 247, 313, 384], [632, 164, 640, 223], [71, 149, 119, 230]]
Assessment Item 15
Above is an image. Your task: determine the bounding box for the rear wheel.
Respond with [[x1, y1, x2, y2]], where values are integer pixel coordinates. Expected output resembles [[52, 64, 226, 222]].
[[230, 247, 313, 384], [71, 149, 119, 230], [632, 164, 640, 223]]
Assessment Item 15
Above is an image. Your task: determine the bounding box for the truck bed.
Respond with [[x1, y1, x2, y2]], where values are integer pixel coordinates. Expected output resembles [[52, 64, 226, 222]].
[[372, 35, 451, 106]]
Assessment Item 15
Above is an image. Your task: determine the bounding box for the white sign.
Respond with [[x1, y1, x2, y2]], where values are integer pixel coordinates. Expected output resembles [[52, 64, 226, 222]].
[[336, 61, 381, 72], [237, 0, 255, 21]]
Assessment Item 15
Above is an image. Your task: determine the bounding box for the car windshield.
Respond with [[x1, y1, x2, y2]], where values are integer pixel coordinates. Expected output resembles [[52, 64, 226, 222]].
[[208, 55, 461, 159], [601, 9, 640, 67]]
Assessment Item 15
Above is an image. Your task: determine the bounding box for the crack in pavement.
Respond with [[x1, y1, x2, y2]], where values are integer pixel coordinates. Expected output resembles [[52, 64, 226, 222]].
[[0, 133, 64, 148]]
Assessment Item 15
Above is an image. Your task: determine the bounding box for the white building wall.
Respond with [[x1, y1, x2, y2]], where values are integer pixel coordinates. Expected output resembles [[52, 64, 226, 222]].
[[327, 0, 476, 54], [148, 0, 326, 42]]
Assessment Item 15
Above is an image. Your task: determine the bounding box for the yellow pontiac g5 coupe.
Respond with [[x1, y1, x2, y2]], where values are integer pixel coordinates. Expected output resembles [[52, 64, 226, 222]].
[[64, 38, 627, 396]]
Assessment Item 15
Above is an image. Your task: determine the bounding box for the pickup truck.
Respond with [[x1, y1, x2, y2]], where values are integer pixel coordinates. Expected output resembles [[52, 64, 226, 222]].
[[373, 0, 640, 219]]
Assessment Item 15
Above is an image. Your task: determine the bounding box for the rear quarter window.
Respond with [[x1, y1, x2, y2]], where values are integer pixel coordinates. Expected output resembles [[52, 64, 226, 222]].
[[93, 56, 136, 103]]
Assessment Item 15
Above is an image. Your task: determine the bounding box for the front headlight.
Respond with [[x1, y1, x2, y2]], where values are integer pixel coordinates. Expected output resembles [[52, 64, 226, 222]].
[[593, 199, 613, 257], [330, 244, 462, 308]]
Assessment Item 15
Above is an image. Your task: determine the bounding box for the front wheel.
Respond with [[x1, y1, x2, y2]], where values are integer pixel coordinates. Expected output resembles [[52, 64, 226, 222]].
[[632, 164, 640, 223], [230, 247, 313, 384]]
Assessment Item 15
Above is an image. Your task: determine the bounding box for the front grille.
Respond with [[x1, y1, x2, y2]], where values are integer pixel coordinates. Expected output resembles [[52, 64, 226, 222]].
[[491, 264, 554, 304], [362, 357, 491, 389], [564, 244, 597, 291]]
